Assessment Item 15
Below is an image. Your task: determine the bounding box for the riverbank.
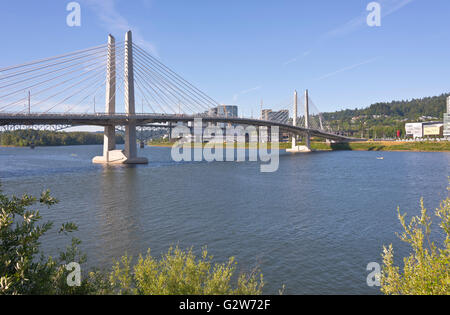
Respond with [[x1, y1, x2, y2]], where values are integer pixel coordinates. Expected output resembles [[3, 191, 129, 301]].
[[148, 140, 450, 152], [2, 140, 447, 152], [0, 130, 124, 147], [320, 141, 450, 152]]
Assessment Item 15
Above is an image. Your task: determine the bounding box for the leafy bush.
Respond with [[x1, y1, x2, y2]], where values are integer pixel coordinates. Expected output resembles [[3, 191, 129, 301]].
[[0, 188, 93, 295], [381, 186, 450, 295], [105, 247, 264, 295]]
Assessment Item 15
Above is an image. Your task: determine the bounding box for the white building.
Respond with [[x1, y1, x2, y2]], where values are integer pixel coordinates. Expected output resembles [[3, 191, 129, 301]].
[[405, 122, 424, 138], [406, 121, 444, 139]]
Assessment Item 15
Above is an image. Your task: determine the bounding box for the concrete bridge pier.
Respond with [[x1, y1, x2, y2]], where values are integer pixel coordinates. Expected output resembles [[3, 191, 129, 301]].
[[93, 32, 148, 164], [93, 34, 120, 164], [287, 89, 312, 153], [122, 31, 147, 164]]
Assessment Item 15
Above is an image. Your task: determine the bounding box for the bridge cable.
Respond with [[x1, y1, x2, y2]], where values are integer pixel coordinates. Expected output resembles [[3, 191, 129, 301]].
[[0, 55, 108, 104], [1, 61, 106, 112], [133, 64, 186, 114], [133, 48, 215, 112], [133, 52, 211, 114], [0, 43, 110, 74], [132, 44, 220, 108], [133, 55, 207, 115]]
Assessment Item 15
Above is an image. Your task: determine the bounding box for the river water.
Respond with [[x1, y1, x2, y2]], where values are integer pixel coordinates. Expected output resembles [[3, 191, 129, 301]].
[[0, 145, 448, 294]]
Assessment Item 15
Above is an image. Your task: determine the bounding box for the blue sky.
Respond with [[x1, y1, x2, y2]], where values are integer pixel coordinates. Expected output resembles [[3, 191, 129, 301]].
[[1, 0, 449, 116]]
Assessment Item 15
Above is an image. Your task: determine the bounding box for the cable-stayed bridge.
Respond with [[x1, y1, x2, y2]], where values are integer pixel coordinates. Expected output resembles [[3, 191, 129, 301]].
[[0, 31, 357, 164]]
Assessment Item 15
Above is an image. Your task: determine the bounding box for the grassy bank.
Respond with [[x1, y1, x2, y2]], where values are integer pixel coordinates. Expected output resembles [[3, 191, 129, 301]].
[[322, 141, 450, 152], [148, 140, 450, 152]]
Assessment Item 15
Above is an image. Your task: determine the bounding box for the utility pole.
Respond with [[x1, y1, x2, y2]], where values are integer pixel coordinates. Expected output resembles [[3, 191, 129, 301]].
[[103, 34, 116, 157], [28, 91, 31, 114]]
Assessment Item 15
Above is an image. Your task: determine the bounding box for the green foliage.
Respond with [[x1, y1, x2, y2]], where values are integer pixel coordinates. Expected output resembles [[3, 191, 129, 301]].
[[322, 93, 449, 138], [107, 247, 264, 295], [0, 130, 124, 147], [381, 186, 450, 295], [316, 141, 450, 152], [324, 93, 448, 122], [0, 187, 93, 295]]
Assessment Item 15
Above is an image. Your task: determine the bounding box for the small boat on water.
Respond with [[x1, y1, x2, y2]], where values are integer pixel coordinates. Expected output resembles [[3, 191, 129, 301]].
[[377, 157, 384, 160]]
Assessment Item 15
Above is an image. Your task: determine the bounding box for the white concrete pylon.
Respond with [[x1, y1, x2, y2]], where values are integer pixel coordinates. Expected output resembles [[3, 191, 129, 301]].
[[124, 30, 137, 160], [93, 31, 148, 164], [292, 90, 297, 148], [287, 89, 312, 153], [93, 34, 120, 164], [104, 34, 116, 159], [305, 89, 311, 150], [123, 31, 148, 164]]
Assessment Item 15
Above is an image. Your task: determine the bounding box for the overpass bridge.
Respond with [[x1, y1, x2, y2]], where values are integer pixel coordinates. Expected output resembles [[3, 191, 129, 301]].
[[0, 31, 358, 164]]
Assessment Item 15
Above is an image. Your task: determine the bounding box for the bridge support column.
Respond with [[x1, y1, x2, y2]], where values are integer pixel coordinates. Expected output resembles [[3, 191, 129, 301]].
[[93, 32, 148, 164], [104, 35, 116, 158], [123, 31, 147, 164], [292, 90, 297, 147], [94, 34, 122, 164], [304, 89, 311, 151], [287, 89, 312, 153], [103, 125, 116, 157]]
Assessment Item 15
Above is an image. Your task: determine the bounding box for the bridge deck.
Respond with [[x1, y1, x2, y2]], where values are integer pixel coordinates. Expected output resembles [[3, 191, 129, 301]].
[[0, 113, 358, 142]]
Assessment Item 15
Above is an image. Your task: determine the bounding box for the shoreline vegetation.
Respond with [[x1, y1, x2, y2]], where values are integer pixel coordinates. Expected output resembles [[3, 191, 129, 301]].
[[0, 130, 449, 152], [380, 184, 450, 295], [322, 93, 449, 138], [148, 140, 450, 152], [0, 130, 124, 147]]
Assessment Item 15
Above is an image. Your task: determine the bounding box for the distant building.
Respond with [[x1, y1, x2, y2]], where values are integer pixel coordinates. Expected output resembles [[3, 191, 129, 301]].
[[207, 105, 239, 129], [423, 124, 444, 137], [406, 121, 444, 138], [444, 96, 450, 137], [209, 105, 238, 118]]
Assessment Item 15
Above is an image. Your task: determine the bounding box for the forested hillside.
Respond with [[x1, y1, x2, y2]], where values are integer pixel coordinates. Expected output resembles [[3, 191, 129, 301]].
[[324, 93, 448, 121], [322, 93, 449, 138]]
